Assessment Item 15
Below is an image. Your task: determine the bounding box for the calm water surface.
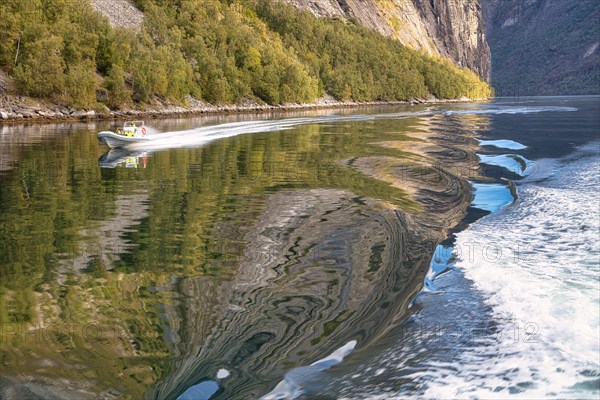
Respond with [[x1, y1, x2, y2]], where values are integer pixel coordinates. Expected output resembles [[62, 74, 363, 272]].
[[0, 97, 598, 399]]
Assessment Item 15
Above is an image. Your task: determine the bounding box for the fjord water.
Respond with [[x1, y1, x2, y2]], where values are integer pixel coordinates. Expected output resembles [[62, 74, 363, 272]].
[[0, 97, 598, 399], [314, 97, 600, 399]]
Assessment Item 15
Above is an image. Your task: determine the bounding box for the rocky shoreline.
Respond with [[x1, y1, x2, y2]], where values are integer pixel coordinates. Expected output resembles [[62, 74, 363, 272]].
[[0, 94, 475, 123]]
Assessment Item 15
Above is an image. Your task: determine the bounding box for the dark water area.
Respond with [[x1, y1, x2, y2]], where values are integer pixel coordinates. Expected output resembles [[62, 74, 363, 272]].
[[0, 97, 597, 399]]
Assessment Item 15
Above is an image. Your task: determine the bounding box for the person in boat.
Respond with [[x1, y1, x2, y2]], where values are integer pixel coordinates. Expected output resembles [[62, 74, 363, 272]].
[[126, 124, 135, 137]]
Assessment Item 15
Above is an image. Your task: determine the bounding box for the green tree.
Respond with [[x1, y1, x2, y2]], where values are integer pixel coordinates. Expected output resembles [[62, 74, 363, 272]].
[[14, 35, 65, 98], [64, 60, 97, 108], [105, 65, 131, 108], [1, 0, 491, 108]]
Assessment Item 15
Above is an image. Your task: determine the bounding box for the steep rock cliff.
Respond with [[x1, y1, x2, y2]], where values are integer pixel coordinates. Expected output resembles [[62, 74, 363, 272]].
[[284, 0, 491, 80], [483, 0, 600, 95]]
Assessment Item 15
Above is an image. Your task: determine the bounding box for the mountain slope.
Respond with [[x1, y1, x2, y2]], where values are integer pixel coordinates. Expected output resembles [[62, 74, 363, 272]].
[[285, 0, 490, 80], [483, 0, 600, 95], [0, 0, 491, 112]]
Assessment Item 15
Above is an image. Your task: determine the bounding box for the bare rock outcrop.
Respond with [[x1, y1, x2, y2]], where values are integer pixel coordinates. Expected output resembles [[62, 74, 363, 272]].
[[90, 0, 143, 30], [0, 71, 9, 95]]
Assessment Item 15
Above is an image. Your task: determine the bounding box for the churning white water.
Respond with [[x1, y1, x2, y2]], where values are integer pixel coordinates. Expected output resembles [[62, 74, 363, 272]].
[[428, 143, 600, 399]]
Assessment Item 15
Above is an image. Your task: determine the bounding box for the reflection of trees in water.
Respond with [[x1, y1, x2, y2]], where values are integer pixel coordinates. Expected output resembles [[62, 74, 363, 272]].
[[0, 111, 489, 398], [149, 189, 420, 399], [147, 114, 490, 399]]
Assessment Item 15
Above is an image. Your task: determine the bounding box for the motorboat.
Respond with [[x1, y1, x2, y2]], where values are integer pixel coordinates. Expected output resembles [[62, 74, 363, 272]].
[[98, 121, 150, 149]]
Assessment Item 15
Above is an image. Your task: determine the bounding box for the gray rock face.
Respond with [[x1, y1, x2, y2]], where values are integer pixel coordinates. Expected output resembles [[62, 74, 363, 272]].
[[414, 0, 490, 80], [90, 0, 143, 30], [284, 0, 491, 80], [70, 110, 89, 119]]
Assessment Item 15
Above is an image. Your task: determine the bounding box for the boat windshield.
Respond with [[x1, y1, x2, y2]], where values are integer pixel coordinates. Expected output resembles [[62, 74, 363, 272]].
[[123, 121, 144, 128]]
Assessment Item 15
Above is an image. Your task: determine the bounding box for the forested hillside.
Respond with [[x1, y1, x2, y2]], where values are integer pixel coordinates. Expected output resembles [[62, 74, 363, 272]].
[[285, 0, 491, 81], [0, 0, 491, 110]]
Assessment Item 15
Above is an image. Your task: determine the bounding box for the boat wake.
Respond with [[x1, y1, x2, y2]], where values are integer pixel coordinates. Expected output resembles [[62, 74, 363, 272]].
[[124, 105, 577, 152]]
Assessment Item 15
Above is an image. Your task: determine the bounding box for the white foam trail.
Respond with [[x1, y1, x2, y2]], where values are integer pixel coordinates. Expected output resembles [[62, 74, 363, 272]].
[[216, 369, 230, 379], [126, 113, 426, 151], [432, 152, 600, 398], [478, 139, 527, 150], [444, 105, 577, 115], [123, 106, 577, 152], [478, 153, 534, 176], [262, 340, 357, 400], [360, 148, 599, 400]]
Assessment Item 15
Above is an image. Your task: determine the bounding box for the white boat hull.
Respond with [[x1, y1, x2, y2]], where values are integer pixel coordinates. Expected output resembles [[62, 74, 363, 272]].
[[97, 131, 150, 149]]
